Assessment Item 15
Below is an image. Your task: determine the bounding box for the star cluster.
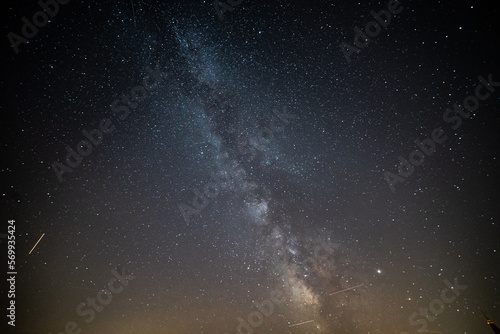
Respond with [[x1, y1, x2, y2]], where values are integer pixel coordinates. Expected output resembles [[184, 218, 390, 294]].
[[1, 1, 500, 333]]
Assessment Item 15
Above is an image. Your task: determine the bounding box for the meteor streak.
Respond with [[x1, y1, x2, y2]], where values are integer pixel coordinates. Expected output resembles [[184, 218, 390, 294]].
[[29, 233, 45, 254], [289, 320, 314, 328], [131, 0, 137, 27], [329, 283, 364, 296]]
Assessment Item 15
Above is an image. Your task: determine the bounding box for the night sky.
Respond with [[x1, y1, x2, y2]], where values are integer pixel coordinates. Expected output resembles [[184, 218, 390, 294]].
[[1, 0, 500, 333]]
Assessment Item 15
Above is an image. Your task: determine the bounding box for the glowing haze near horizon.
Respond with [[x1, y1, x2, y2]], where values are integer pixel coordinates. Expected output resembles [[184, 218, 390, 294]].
[[1, 1, 500, 333]]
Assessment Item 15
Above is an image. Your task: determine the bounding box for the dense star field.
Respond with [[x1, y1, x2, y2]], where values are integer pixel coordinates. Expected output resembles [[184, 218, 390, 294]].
[[1, 0, 500, 333]]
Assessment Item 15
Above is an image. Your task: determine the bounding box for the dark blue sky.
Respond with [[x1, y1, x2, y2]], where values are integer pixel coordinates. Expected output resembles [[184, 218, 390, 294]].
[[1, 0, 500, 333]]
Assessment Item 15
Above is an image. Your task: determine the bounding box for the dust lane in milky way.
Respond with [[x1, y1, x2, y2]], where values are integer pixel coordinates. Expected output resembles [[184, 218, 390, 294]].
[[1, 1, 500, 333]]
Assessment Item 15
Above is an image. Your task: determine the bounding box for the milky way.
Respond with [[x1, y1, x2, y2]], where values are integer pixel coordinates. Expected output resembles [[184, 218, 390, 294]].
[[2, 1, 500, 334]]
